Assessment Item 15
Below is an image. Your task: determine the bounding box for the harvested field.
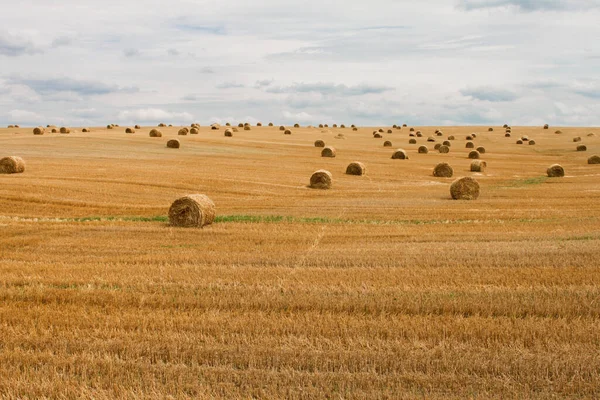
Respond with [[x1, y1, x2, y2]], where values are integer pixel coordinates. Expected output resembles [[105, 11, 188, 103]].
[[0, 124, 599, 398]]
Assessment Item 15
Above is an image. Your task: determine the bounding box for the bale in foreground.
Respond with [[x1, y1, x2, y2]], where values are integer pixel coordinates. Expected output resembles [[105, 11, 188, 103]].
[[310, 170, 332, 189], [346, 162, 366, 176], [433, 163, 453, 177], [547, 164, 564, 177], [0, 156, 25, 174], [168, 194, 216, 228], [450, 177, 480, 200]]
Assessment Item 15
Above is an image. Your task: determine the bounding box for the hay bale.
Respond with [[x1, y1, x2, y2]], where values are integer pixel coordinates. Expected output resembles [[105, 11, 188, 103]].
[[352, 127, 358, 131], [544, 124, 549, 129], [573, 137, 582, 142], [436, 131, 443, 137], [577, 144, 587, 152], [310, 169, 332, 189], [324, 124, 329, 127], [434, 143, 442, 150], [374, 133, 382, 138], [505, 133, 511, 137], [149, 129, 162, 137], [107, 124, 113, 129], [466, 135, 473, 140], [384, 140, 392, 147], [418, 146, 428, 154], [279, 126, 286, 131], [529, 140, 536, 145], [503, 124, 508, 128], [488, 127, 493, 132], [268, 122, 274, 126], [416, 131, 423, 137], [7, 125, 14, 128], [168, 194, 216, 228], [402, 124, 407, 127], [158, 123, 166, 127], [442, 140, 451, 146], [516, 140, 523, 144], [410, 127, 415, 132], [244, 125, 251, 131], [334, 133, 346, 140], [167, 139, 180, 148], [378, 128, 384, 133], [433, 162, 453, 177], [238, 123, 244, 128], [588, 155, 600, 164], [332, 124, 338, 128], [393, 125, 397, 128], [450, 177, 480, 200], [126, 127, 136, 134], [321, 147, 336, 157], [472, 133, 477, 138], [555, 130, 562, 134], [33, 127, 45, 135], [257, 122, 262, 126], [51, 128, 57, 133], [435, 129, 442, 135], [82, 128, 90, 133], [391, 149, 409, 159], [427, 137, 435, 142], [409, 133, 416, 137], [0, 156, 25, 174], [284, 129, 292, 135], [314, 140, 325, 147], [340, 124, 346, 128], [190, 127, 199, 134], [409, 138, 417, 144], [232, 127, 239, 132], [346, 161, 366, 176], [387, 129, 392, 134], [59, 127, 70, 134], [470, 160, 487, 172], [178, 127, 189, 135], [468, 150, 480, 159], [466, 142, 474, 148], [439, 145, 450, 154], [448, 135, 455, 140], [476, 146, 486, 154], [547, 164, 564, 177], [294, 123, 300, 128], [211, 124, 220, 130], [319, 124, 324, 128], [135, 125, 141, 129], [224, 129, 233, 137], [587, 133, 595, 137]]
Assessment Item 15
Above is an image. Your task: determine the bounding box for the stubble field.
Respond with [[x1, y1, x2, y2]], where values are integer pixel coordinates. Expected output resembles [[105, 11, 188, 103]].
[[1, 123, 599, 399]]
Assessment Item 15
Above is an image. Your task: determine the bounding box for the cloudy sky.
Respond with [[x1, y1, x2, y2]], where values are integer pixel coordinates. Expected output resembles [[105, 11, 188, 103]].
[[1, 0, 599, 127]]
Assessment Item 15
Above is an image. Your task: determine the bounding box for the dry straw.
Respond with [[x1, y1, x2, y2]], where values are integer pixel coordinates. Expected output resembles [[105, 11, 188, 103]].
[[167, 139, 180, 148], [416, 131, 423, 137], [135, 124, 141, 129], [434, 143, 442, 150], [391, 149, 409, 159], [284, 129, 292, 135], [577, 145, 587, 152], [33, 127, 44, 135], [126, 127, 136, 134], [257, 122, 262, 126], [314, 140, 325, 147], [588, 155, 600, 164], [374, 133, 382, 138], [476, 146, 486, 154], [547, 164, 564, 177], [0, 156, 25, 174], [516, 140, 523, 144], [149, 129, 162, 137], [529, 140, 536, 145], [448, 135, 455, 140], [573, 137, 582, 142], [384, 140, 392, 147], [279, 126, 286, 131], [268, 122, 274, 126], [82, 128, 90, 132], [544, 124, 549, 129], [51, 128, 57, 133], [190, 127, 199, 134], [224, 129, 233, 137], [433, 162, 453, 177], [471, 160, 487, 172], [294, 123, 300, 128], [178, 128, 189, 135], [321, 147, 336, 157], [488, 127, 494, 131], [244, 125, 251, 131], [450, 177, 480, 200], [438, 145, 450, 153], [60, 127, 70, 134], [443, 140, 451, 146], [310, 170, 332, 189], [427, 137, 435, 142], [346, 161, 366, 176], [468, 150, 480, 159], [418, 146, 428, 154], [466, 142, 474, 148], [409, 138, 417, 144], [168, 194, 216, 228]]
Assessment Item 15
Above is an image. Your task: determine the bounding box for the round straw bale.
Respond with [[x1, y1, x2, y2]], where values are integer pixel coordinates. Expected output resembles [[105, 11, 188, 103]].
[[126, 127, 136, 134], [468, 150, 480, 159], [244, 125, 251, 131], [237, 123, 243, 128], [178, 127, 189, 135], [384, 140, 392, 147], [232, 127, 239, 132], [439, 145, 450, 153], [190, 127, 199, 134], [224, 129, 233, 137], [334, 133, 345, 140], [321, 147, 336, 157], [434, 143, 442, 150], [436, 131, 443, 137], [470, 160, 487, 172], [555, 130, 562, 134], [543, 124, 549, 129], [472, 133, 477, 138], [268, 122, 274, 126], [427, 137, 435, 142], [443, 140, 451, 146], [391, 149, 409, 159], [107, 124, 113, 129], [332, 124, 337, 128], [211, 124, 220, 130], [588, 155, 600, 164], [450, 177, 480, 200], [374, 133, 382, 138], [158, 123, 166, 127], [352, 127, 358, 131], [505, 133, 511, 137], [466, 141, 474, 148], [378, 128, 384, 133], [310, 169, 332, 189], [402, 124, 407, 127], [340, 124, 346, 128], [577, 144, 587, 151], [466, 135, 473, 140], [314, 140, 325, 147], [476, 146, 486, 154], [410, 127, 415, 132], [409, 133, 415, 137], [573, 137, 581, 142], [448, 135, 455, 140], [547, 164, 564, 177], [319, 124, 324, 128], [387, 129, 392, 134], [488, 127, 493, 132], [521, 136, 529, 141], [284, 129, 292, 135], [516, 140, 523, 144], [0, 156, 25, 174], [418, 146, 428, 154], [82, 128, 90, 133], [167, 139, 180, 148], [393, 125, 398, 128], [149, 129, 162, 137], [33, 127, 45, 135], [346, 161, 366, 176], [528, 140, 536, 145], [433, 162, 453, 177], [257, 122, 262, 126], [503, 124, 508, 128], [168, 194, 216, 228], [294, 123, 300, 128], [7, 125, 14, 128], [51, 128, 57, 133], [324, 124, 329, 127], [409, 138, 417, 144], [134, 125, 141, 129], [587, 133, 595, 137], [279, 125, 286, 131], [59, 127, 70, 134], [416, 131, 423, 137]]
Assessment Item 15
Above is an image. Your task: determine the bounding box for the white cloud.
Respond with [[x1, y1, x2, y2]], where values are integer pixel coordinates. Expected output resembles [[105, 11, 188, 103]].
[[117, 108, 194, 123]]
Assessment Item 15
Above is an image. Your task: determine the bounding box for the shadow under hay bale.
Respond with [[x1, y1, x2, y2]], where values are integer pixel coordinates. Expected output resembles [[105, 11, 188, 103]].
[[450, 177, 480, 200], [169, 194, 216, 228], [547, 164, 564, 177], [314, 140, 325, 147], [471, 160, 487, 172], [418, 146, 428, 154], [167, 139, 180, 148], [321, 147, 336, 157], [149, 129, 162, 137], [0, 156, 25, 174], [391, 149, 409, 159], [310, 170, 332, 189], [433, 162, 453, 177], [346, 161, 366, 176]]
